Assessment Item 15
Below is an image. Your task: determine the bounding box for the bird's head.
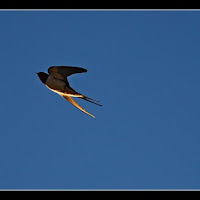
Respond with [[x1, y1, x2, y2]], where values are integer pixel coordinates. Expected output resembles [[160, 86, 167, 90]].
[[36, 72, 49, 84]]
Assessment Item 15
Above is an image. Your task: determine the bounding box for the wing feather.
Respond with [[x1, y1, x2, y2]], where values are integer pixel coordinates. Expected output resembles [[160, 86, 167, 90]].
[[60, 95, 95, 118], [48, 66, 87, 77]]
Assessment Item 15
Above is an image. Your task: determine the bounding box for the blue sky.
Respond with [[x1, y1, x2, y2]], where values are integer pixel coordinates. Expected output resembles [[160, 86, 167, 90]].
[[0, 10, 200, 189]]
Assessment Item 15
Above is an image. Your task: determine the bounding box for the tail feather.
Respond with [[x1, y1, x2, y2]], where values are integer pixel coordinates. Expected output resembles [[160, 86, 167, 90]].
[[83, 96, 100, 102], [81, 97, 102, 106]]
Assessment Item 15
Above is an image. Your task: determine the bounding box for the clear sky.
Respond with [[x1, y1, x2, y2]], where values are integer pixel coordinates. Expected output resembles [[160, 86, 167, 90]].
[[0, 10, 200, 189]]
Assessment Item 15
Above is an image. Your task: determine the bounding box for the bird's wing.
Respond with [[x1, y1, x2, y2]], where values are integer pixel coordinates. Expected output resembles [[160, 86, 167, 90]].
[[48, 66, 87, 77], [59, 95, 95, 118]]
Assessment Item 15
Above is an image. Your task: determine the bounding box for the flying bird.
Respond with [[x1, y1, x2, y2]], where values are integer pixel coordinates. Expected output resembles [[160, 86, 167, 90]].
[[36, 66, 102, 118]]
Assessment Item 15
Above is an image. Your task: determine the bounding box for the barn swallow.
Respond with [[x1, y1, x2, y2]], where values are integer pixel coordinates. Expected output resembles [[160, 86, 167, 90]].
[[36, 66, 102, 118]]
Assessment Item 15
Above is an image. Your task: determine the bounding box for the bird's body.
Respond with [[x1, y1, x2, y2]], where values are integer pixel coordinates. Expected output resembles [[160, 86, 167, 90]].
[[36, 66, 102, 118], [45, 73, 81, 97]]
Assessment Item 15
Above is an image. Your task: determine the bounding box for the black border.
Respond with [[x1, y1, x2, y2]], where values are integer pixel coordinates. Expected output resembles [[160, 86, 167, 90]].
[[0, 190, 200, 197], [0, 2, 200, 9]]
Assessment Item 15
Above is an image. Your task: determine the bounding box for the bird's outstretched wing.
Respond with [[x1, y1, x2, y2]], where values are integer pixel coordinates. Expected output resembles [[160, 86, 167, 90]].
[[48, 66, 87, 77], [59, 95, 95, 118]]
